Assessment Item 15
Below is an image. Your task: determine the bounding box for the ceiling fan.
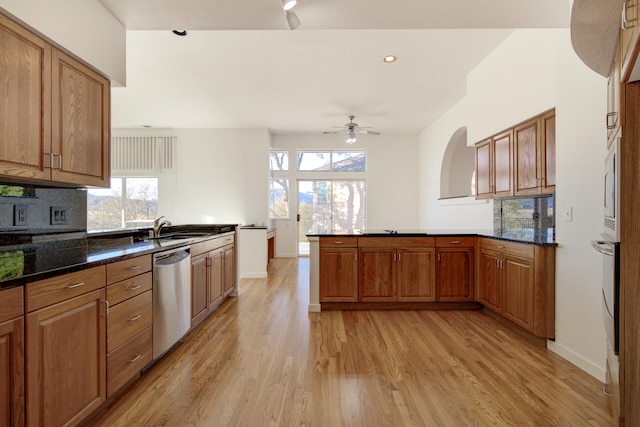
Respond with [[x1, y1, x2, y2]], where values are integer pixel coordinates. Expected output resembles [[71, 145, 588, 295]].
[[323, 115, 381, 144]]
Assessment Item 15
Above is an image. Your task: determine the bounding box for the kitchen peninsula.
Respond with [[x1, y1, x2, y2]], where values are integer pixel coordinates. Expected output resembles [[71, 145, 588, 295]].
[[307, 229, 556, 339]]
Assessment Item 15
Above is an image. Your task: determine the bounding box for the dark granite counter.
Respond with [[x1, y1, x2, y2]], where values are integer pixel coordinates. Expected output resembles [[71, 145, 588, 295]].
[[307, 228, 556, 246], [0, 224, 237, 290]]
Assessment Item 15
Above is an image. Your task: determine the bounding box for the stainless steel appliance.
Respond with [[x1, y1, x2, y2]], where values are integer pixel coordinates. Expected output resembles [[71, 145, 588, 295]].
[[153, 246, 191, 359], [592, 136, 621, 354]]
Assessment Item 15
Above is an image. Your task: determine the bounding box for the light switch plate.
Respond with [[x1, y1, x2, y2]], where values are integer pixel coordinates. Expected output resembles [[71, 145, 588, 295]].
[[50, 206, 68, 225], [563, 207, 573, 222]]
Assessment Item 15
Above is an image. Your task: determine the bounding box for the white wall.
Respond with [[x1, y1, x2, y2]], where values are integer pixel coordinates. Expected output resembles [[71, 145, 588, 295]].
[[272, 133, 420, 257], [419, 98, 493, 230], [112, 128, 271, 226], [419, 29, 609, 380], [0, 0, 126, 86]]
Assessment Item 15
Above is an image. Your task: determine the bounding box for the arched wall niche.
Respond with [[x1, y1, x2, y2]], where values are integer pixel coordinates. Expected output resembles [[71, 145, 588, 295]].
[[439, 126, 475, 198]]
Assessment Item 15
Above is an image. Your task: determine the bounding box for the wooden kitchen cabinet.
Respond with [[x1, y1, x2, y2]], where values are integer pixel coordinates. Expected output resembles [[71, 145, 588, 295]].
[[26, 288, 106, 427], [436, 237, 475, 302], [190, 233, 236, 328], [474, 130, 513, 198], [105, 256, 153, 397], [0, 287, 25, 427], [621, 0, 640, 81], [514, 111, 556, 196], [477, 238, 554, 338], [0, 13, 110, 188], [476, 110, 555, 199], [359, 237, 436, 303], [319, 237, 358, 302], [0, 13, 51, 182]]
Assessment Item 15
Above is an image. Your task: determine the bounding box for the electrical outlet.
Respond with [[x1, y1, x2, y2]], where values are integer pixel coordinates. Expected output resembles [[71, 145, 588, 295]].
[[50, 206, 68, 225], [13, 205, 28, 226]]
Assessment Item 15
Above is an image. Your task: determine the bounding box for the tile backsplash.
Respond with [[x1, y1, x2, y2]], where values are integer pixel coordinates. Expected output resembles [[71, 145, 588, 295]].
[[0, 184, 87, 232]]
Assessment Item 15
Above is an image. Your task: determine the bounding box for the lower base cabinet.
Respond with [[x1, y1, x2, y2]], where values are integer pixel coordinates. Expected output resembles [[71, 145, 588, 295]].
[[0, 287, 24, 427], [26, 289, 107, 427], [436, 237, 475, 302]]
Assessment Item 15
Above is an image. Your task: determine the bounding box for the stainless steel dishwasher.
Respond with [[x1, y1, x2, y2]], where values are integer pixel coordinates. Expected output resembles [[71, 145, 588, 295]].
[[153, 245, 191, 359]]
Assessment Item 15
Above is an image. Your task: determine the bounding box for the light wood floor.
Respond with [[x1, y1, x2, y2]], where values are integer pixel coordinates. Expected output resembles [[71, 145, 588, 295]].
[[89, 258, 613, 426]]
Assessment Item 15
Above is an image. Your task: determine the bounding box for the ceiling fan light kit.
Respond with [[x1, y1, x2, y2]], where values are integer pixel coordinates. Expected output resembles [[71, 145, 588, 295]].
[[282, 0, 297, 10], [285, 10, 300, 30], [324, 115, 381, 144]]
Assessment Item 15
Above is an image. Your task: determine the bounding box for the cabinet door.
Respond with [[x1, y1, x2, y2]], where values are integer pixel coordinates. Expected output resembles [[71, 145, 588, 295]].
[[191, 254, 208, 326], [0, 14, 51, 181], [26, 289, 106, 427], [514, 118, 541, 196], [209, 249, 224, 308], [0, 317, 24, 427], [493, 130, 513, 197], [359, 248, 396, 302], [436, 248, 474, 302], [319, 248, 358, 302], [223, 245, 235, 296], [621, 0, 640, 79], [502, 254, 534, 331], [397, 248, 436, 302], [51, 47, 110, 187], [478, 249, 502, 313], [542, 111, 556, 192], [475, 139, 492, 199]]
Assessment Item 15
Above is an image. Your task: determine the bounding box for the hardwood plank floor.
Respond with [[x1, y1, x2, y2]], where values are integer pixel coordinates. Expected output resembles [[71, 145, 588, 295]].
[[88, 258, 612, 426]]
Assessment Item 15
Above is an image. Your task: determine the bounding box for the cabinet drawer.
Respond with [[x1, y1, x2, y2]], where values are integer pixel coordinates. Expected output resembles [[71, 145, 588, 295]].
[[320, 237, 358, 248], [26, 266, 106, 312], [191, 237, 223, 256], [107, 290, 152, 352], [107, 326, 152, 396], [0, 286, 23, 322], [221, 233, 234, 246], [106, 255, 152, 285], [107, 272, 152, 306], [358, 237, 434, 248], [435, 236, 475, 247], [479, 238, 534, 259]]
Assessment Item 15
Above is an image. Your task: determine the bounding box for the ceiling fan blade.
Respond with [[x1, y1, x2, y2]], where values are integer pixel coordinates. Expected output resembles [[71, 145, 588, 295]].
[[359, 130, 381, 135], [323, 131, 339, 134]]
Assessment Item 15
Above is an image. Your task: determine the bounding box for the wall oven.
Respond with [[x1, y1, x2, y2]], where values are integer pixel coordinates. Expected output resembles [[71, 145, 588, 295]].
[[592, 136, 621, 354]]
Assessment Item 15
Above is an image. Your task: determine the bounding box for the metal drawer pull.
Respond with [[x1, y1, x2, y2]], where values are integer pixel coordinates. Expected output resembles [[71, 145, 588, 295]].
[[127, 285, 142, 291], [128, 265, 141, 270], [606, 112, 619, 129], [66, 282, 85, 289], [623, 0, 637, 30], [497, 245, 505, 249], [450, 241, 460, 244], [128, 354, 142, 364], [128, 315, 142, 321], [334, 241, 343, 244]]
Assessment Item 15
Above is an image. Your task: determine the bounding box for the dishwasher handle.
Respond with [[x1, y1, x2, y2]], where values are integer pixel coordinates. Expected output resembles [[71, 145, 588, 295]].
[[154, 247, 190, 266]]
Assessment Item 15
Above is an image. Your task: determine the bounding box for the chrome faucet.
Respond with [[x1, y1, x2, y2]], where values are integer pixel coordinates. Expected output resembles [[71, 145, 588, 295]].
[[153, 216, 172, 237]]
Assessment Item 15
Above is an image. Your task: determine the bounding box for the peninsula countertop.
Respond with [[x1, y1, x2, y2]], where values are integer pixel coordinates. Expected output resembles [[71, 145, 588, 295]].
[[306, 228, 556, 246]]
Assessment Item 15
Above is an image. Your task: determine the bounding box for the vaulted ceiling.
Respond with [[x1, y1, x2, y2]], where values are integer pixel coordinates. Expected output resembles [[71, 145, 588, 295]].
[[99, 0, 570, 134]]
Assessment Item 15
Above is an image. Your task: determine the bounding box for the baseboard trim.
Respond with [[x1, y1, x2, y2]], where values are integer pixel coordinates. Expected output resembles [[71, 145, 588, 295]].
[[308, 304, 321, 312]]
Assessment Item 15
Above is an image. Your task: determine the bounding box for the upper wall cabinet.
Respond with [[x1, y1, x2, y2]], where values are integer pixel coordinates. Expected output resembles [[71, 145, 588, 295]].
[[475, 110, 555, 199], [474, 130, 514, 199], [622, 0, 640, 81], [0, 13, 110, 188]]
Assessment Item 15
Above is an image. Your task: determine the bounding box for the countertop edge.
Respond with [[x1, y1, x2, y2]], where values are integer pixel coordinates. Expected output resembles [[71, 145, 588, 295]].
[[308, 232, 556, 247]]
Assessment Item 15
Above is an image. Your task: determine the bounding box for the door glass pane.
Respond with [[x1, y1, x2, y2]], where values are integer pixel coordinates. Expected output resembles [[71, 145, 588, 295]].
[[331, 181, 366, 233]]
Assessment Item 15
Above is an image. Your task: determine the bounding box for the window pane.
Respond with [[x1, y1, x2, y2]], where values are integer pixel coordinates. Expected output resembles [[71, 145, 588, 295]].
[[124, 178, 158, 228], [297, 152, 331, 171], [269, 178, 289, 218], [331, 151, 366, 172], [331, 180, 366, 233], [87, 178, 123, 231], [269, 151, 288, 171]]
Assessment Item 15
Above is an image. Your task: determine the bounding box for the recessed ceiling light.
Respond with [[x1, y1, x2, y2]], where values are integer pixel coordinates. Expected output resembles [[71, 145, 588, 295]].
[[383, 55, 397, 63], [172, 30, 188, 36]]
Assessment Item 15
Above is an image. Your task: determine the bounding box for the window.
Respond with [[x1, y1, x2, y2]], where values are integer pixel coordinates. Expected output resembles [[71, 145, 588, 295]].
[[269, 151, 289, 171], [87, 177, 158, 231], [297, 151, 366, 172], [269, 178, 289, 219]]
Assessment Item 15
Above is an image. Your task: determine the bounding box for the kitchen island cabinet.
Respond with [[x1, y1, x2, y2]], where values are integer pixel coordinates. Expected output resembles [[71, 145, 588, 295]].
[[436, 237, 475, 302], [26, 266, 107, 427], [0, 287, 24, 427], [319, 237, 358, 302]]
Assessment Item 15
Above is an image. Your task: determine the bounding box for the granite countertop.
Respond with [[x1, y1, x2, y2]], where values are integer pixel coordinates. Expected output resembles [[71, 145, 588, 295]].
[[307, 228, 556, 246], [0, 224, 237, 290]]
